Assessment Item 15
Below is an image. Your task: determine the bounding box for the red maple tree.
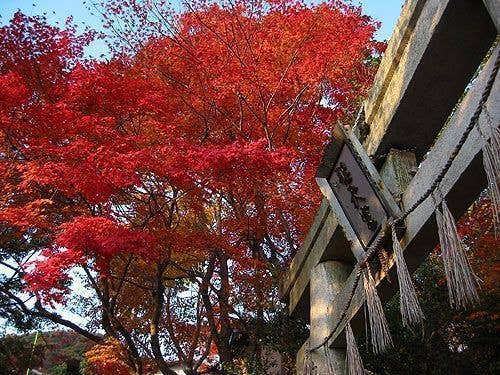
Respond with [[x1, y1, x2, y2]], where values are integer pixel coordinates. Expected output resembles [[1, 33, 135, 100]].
[[0, 1, 382, 373]]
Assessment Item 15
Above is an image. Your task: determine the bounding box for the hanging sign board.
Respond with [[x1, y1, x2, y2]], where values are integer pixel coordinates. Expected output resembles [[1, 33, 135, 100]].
[[316, 125, 400, 249]]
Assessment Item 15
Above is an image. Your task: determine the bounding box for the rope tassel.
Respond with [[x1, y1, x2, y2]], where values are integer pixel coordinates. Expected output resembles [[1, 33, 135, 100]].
[[303, 347, 315, 374], [482, 121, 500, 237], [323, 345, 336, 374], [363, 266, 393, 354], [436, 200, 480, 309], [346, 322, 364, 375], [391, 224, 424, 327]]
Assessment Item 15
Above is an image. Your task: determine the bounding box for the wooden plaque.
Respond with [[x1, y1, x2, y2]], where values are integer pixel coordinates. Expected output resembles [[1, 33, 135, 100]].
[[316, 125, 400, 250]]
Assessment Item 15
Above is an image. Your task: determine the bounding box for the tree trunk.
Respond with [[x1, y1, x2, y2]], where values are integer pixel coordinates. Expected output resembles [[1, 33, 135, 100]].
[[150, 263, 177, 375], [215, 250, 233, 366]]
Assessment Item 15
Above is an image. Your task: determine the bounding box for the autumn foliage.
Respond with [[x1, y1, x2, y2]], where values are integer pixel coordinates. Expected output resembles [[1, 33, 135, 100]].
[[0, 1, 383, 373], [85, 338, 132, 375]]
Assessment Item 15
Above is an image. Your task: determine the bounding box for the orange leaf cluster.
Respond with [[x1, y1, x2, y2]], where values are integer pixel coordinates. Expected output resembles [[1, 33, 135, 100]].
[[85, 338, 132, 375]]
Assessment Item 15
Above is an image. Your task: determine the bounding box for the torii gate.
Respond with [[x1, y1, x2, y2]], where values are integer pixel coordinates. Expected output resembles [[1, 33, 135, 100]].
[[279, 0, 500, 373]]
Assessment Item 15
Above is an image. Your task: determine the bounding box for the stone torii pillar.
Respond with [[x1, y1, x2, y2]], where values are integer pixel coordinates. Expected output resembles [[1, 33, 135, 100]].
[[296, 261, 351, 373]]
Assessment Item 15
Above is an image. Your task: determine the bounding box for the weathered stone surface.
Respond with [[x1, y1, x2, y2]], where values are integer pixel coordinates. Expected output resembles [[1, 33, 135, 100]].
[[483, 0, 500, 31], [380, 149, 417, 201], [288, 211, 349, 320], [296, 338, 346, 375], [363, 0, 496, 160], [293, 261, 352, 373], [400, 43, 500, 273], [279, 198, 330, 303], [310, 261, 351, 349]]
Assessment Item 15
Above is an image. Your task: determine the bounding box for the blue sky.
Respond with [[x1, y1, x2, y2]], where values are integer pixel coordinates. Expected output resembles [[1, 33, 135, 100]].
[[1, 0, 405, 57]]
